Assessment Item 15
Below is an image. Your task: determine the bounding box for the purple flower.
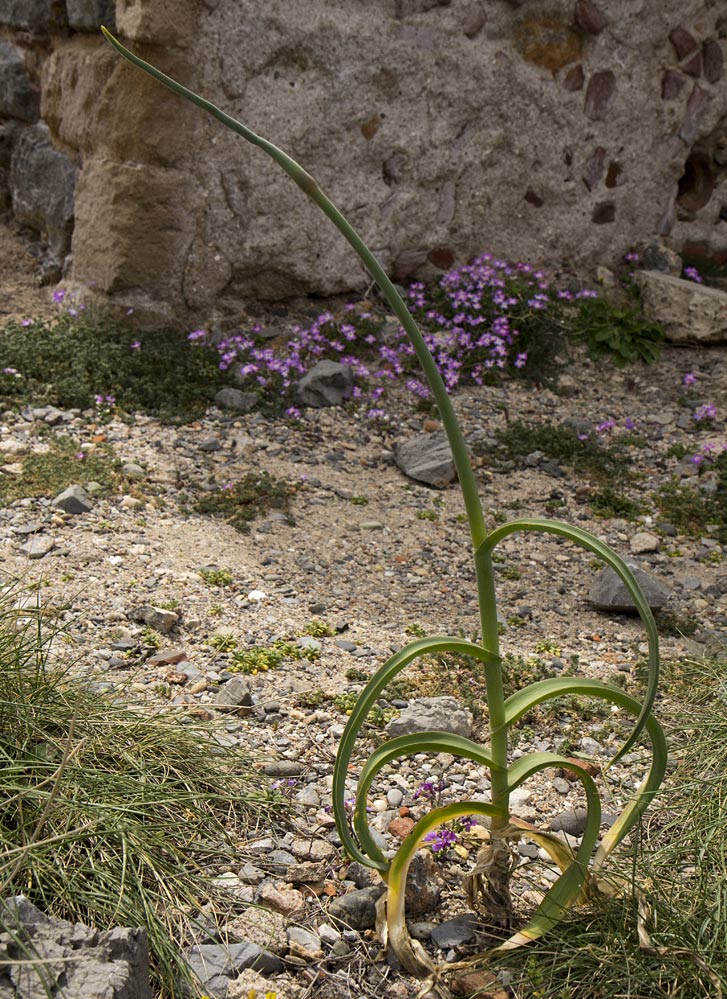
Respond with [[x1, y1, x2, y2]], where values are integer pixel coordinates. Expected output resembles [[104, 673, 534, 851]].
[[130, 340, 141, 350], [596, 419, 616, 433], [624, 417, 636, 430], [514, 352, 528, 369], [693, 403, 716, 422], [684, 266, 703, 284], [623, 251, 640, 263], [423, 828, 459, 853], [683, 372, 697, 386], [187, 329, 207, 341], [21, 319, 32, 327], [285, 406, 301, 419], [126, 307, 135, 316], [52, 289, 66, 303]]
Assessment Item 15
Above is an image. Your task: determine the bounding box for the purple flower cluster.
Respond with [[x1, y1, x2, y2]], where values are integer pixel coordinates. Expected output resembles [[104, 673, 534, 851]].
[[683, 266, 703, 284], [413, 778, 445, 801], [189, 255, 596, 417], [693, 403, 717, 422], [423, 827, 460, 853], [691, 441, 727, 466]]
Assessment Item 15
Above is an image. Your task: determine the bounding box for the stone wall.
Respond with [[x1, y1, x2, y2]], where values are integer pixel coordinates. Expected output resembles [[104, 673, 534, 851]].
[[0, 0, 725, 325]]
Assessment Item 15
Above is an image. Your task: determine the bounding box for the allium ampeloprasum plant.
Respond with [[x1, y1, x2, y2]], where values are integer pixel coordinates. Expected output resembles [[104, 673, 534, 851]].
[[103, 29, 667, 994]]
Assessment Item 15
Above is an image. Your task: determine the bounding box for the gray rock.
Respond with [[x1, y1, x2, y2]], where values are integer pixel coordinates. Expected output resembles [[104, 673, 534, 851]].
[[10, 122, 76, 272], [0, 895, 151, 999], [629, 531, 660, 554], [328, 885, 386, 930], [184, 942, 282, 998], [640, 240, 682, 275], [0, 1, 67, 31], [588, 563, 669, 613], [0, 42, 39, 122], [430, 912, 478, 949], [199, 437, 221, 452], [296, 360, 354, 408], [122, 462, 145, 479], [19, 535, 55, 559], [133, 605, 179, 634], [550, 807, 588, 837], [215, 387, 258, 412], [385, 696, 473, 738], [637, 271, 727, 345], [65, 0, 116, 31], [51, 484, 92, 514], [260, 761, 305, 777], [286, 926, 323, 960], [214, 676, 253, 712], [395, 432, 456, 488]]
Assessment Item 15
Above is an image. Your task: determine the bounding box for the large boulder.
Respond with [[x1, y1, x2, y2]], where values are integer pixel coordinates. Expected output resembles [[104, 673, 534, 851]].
[[0, 896, 152, 999], [0, 42, 39, 122], [5, 2, 727, 321], [636, 270, 727, 344]]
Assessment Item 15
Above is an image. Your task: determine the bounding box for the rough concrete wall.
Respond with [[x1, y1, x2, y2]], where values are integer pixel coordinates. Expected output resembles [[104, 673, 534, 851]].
[[0, 1, 725, 325]]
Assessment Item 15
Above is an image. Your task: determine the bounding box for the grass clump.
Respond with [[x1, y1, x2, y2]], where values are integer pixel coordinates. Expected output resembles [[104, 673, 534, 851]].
[[589, 485, 645, 520], [654, 457, 727, 542], [0, 435, 127, 506], [479, 419, 631, 483], [0, 310, 239, 422], [0, 599, 273, 998], [191, 472, 295, 534], [487, 656, 727, 998]]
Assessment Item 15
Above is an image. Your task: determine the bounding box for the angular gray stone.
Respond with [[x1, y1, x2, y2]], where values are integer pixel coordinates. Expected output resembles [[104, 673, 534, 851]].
[[550, 806, 588, 837], [214, 387, 258, 412], [286, 925, 323, 960], [395, 432, 456, 488], [19, 535, 55, 559], [588, 564, 669, 613], [133, 605, 179, 634], [214, 676, 253, 712], [9, 122, 76, 274], [430, 912, 478, 949], [65, 0, 116, 31], [327, 885, 386, 930], [295, 360, 354, 408], [51, 484, 92, 514], [184, 942, 283, 998], [629, 531, 660, 554], [0, 42, 39, 122], [0, 896, 151, 999], [385, 696, 473, 739], [636, 271, 727, 345]]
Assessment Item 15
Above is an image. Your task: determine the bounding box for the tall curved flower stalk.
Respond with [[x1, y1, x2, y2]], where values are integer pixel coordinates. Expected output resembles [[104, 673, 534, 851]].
[[102, 27, 667, 995]]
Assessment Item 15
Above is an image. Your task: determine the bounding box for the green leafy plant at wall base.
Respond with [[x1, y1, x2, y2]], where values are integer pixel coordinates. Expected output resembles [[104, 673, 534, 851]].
[[102, 28, 667, 996]]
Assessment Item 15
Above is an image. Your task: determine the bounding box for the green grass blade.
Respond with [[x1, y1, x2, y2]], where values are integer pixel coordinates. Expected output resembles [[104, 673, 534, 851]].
[[332, 636, 499, 865], [481, 517, 660, 760]]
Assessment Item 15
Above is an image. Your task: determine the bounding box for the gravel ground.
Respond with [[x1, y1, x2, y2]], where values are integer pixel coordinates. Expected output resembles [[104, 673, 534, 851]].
[[2, 222, 726, 998]]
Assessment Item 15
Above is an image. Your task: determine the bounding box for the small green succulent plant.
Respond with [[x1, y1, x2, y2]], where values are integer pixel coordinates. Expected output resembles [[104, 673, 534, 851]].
[[102, 28, 667, 996]]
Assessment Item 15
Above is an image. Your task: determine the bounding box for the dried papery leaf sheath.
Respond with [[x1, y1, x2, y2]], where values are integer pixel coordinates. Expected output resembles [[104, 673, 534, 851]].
[[102, 26, 667, 985]]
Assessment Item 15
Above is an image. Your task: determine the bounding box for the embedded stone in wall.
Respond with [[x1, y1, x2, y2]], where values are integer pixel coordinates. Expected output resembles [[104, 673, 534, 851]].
[[515, 15, 582, 72], [0, 41, 39, 122], [574, 1, 607, 35], [669, 25, 698, 61], [9, 122, 76, 277], [661, 70, 685, 100], [592, 201, 615, 224], [0, 0, 66, 32], [66, 0, 116, 31], [584, 70, 616, 120], [682, 51, 702, 78], [582, 146, 606, 190], [703, 39, 724, 84], [563, 64, 584, 91]]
